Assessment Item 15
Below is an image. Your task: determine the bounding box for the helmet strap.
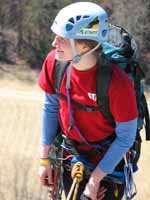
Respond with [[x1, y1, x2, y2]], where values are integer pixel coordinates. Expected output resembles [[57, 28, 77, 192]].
[[70, 39, 101, 63], [81, 43, 100, 59], [70, 39, 81, 63], [66, 39, 81, 89], [66, 39, 100, 89]]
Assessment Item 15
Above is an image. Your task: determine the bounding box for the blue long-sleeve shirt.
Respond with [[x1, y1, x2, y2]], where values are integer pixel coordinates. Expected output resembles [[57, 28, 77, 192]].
[[41, 92, 137, 173], [41, 93, 59, 144]]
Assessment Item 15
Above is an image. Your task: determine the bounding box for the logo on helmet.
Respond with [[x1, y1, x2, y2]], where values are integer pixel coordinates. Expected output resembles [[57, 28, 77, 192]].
[[79, 28, 98, 36]]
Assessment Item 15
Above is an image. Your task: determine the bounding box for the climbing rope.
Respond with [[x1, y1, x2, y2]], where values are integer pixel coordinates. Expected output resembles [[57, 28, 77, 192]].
[[66, 162, 84, 200]]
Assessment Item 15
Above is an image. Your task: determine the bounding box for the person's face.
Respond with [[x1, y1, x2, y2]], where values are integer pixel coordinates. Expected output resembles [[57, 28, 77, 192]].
[[52, 35, 90, 61], [52, 35, 72, 61]]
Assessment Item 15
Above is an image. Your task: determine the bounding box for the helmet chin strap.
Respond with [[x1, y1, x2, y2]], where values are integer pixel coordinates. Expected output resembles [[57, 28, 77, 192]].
[[70, 39, 81, 64], [66, 39, 100, 89], [70, 39, 100, 63]]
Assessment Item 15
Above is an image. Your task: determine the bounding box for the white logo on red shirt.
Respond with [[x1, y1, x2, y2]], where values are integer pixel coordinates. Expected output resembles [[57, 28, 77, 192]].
[[88, 93, 97, 101]]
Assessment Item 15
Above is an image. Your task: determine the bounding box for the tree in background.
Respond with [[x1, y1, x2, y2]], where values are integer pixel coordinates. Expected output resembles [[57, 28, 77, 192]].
[[0, 0, 60, 67], [0, 0, 150, 73]]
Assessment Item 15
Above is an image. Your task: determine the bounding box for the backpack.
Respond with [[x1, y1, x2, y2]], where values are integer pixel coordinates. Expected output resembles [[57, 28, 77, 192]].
[[51, 25, 150, 200], [53, 24, 150, 144]]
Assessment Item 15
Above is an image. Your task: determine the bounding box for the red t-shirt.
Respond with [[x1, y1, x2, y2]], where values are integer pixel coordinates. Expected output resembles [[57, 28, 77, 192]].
[[39, 50, 138, 143]]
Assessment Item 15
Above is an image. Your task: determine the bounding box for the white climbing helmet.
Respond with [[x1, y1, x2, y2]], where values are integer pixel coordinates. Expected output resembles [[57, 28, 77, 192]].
[[51, 2, 109, 43]]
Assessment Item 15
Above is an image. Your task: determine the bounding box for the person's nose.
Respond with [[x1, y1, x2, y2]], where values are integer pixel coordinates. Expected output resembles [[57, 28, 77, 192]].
[[52, 36, 59, 48]]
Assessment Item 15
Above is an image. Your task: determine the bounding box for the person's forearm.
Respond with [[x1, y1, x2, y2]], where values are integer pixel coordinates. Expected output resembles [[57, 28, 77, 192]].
[[89, 165, 106, 183], [40, 144, 51, 158], [41, 92, 59, 145], [99, 118, 137, 174], [83, 165, 106, 199], [84, 118, 137, 199]]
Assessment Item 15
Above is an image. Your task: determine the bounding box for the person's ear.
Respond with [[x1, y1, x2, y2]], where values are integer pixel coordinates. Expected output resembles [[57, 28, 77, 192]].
[[82, 44, 90, 52], [75, 41, 90, 54]]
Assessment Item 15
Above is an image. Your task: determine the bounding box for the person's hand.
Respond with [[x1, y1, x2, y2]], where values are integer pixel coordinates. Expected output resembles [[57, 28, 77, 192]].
[[97, 186, 107, 200], [38, 162, 53, 186], [81, 186, 106, 200], [38, 144, 52, 186], [83, 166, 107, 200]]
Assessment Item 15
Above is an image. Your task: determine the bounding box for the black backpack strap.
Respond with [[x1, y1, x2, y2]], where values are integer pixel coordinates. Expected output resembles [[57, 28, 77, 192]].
[[54, 60, 100, 112], [134, 62, 145, 109], [133, 63, 150, 140], [58, 93, 100, 111], [54, 59, 114, 121], [142, 94, 150, 140], [54, 60, 69, 92], [96, 58, 113, 120]]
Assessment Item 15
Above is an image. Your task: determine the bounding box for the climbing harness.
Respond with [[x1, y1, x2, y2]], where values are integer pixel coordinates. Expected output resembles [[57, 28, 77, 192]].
[[47, 134, 64, 200], [48, 131, 138, 200]]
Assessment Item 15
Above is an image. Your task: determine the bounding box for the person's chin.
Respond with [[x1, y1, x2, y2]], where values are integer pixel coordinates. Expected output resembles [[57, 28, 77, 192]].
[[55, 52, 70, 61]]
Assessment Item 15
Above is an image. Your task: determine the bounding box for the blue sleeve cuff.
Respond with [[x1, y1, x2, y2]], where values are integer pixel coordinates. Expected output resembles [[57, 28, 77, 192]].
[[98, 118, 137, 174], [41, 92, 59, 145]]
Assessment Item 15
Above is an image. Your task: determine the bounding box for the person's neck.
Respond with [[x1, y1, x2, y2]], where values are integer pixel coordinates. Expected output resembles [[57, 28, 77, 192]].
[[72, 52, 99, 71]]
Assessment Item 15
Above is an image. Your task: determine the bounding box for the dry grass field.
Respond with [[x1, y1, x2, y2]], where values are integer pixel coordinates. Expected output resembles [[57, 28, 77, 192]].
[[0, 63, 150, 200]]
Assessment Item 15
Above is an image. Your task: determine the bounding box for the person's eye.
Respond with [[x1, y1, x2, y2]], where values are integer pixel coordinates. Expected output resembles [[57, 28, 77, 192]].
[[60, 37, 66, 42]]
